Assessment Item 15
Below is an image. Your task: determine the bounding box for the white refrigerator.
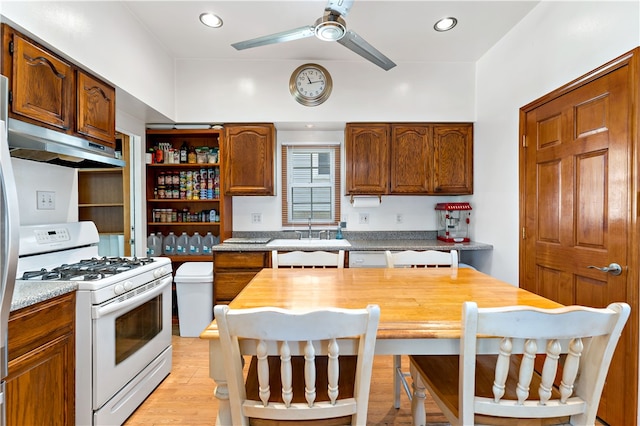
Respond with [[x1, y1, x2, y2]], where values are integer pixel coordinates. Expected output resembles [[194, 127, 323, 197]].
[[0, 74, 20, 426]]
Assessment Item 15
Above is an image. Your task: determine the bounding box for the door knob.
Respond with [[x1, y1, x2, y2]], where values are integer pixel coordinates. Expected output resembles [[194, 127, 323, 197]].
[[587, 263, 622, 276]]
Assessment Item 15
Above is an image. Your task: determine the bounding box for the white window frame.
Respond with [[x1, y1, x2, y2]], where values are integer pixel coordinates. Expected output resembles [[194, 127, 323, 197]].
[[281, 142, 340, 226]]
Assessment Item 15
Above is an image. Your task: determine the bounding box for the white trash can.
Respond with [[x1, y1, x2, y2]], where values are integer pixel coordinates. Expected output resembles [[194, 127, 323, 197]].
[[174, 262, 214, 337]]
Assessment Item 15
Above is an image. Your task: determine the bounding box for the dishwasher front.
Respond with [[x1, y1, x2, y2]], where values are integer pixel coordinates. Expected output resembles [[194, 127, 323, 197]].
[[348, 251, 387, 268]]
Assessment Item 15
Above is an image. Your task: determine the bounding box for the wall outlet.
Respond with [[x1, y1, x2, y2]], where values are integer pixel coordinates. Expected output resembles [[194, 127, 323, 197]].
[[37, 191, 55, 210], [358, 213, 370, 224], [251, 212, 262, 224], [396, 213, 403, 224]]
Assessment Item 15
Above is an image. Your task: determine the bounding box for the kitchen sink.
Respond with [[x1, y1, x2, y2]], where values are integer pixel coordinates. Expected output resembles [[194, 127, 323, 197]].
[[266, 239, 351, 248]]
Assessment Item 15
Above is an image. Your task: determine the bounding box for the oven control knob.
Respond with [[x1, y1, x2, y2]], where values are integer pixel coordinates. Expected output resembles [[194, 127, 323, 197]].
[[114, 284, 125, 295], [153, 267, 166, 279], [124, 281, 133, 291]]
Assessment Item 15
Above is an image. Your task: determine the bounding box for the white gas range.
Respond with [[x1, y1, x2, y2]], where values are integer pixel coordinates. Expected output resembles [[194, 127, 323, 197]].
[[17, 222, 173, 425]]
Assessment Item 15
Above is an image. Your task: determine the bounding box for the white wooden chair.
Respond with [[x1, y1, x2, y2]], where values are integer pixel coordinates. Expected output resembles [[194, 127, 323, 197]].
[[214, 304, 380, 426], [384, 249, 458, 408], [272, 250, 345, 268], [410, 301, 630, 426], [384, 249, 458, 269]]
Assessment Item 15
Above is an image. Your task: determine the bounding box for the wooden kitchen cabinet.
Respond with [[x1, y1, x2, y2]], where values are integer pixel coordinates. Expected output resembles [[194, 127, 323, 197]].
[[78, 169, 126, 231], [346, 122, 473, 195], [1, 24, 116, 148], [345, 123, 390, 194], [213, 251, 268, 305], [223, 124, 275, 195], [145, 128, 233, 261], [78, 134, 131, 255], [7, 292, 75, 425]]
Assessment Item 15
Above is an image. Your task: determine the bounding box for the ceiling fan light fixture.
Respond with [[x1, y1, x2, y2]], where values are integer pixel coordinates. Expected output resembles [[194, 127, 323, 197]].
[[199, 13, 223, 28], [434, 16, 457, 32], [314, 14, 346, 41]]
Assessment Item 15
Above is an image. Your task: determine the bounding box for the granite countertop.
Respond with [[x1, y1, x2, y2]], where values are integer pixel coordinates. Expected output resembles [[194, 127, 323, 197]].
[[11, 280, 78, 312], [212, 231, 493, 252]]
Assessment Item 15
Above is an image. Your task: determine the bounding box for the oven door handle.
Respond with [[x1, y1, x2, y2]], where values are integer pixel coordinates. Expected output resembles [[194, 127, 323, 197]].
[[93, 275, 172, 319]]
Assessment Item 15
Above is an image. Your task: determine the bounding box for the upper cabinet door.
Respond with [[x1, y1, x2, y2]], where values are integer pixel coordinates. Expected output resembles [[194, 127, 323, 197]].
[[10, 32, 74, 131], [76, 71, 116, 147], [390, 125, 431, 194], [432, 124, 473, 194], [345, 124, 390, 195], [223, 124, 275, 195]]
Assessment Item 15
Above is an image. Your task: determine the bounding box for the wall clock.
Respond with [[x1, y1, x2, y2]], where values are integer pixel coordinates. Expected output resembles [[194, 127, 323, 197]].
[[289, 63, 332, 107]]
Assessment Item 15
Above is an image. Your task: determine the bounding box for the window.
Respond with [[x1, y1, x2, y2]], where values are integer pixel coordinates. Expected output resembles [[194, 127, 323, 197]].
[[281, 143, 341, 226]]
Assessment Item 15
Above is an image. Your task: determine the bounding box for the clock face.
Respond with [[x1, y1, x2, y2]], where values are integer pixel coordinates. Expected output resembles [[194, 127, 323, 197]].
[[289, 63, 332, 106], [296, 67, 327, 98]]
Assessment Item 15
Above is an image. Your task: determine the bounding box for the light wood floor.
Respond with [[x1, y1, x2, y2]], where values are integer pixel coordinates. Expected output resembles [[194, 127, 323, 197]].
[[124, 333, 449, 425]]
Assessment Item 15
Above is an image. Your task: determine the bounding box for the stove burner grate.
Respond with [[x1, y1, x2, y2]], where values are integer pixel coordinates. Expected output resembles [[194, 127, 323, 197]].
[[21, 256, 156, 281]]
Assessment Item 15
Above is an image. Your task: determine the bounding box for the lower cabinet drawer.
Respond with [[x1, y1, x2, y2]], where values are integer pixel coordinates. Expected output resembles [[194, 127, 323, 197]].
[[213, 251, 268, 305], [8, 292, 75, 360], [214, 251, 267, 268]]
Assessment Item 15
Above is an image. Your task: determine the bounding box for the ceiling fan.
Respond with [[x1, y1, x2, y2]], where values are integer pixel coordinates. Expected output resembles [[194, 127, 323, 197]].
[[231, 0, 396, 71]]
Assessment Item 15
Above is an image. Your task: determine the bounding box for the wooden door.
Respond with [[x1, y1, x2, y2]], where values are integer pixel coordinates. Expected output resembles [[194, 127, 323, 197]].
[[345, 123, 389, 194], [390, 124, 431, 193], [520, 50, 639, 425]]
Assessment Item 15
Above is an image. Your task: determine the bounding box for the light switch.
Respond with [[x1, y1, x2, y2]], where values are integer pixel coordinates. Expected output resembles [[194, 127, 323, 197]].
[[37, 191, 56, 210]]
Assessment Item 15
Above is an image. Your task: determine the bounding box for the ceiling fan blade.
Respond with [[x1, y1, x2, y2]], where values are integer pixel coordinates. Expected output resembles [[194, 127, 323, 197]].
[[337, 30, 396, 71], [232, 25, 315, 50], [325, 0, 355, 17]]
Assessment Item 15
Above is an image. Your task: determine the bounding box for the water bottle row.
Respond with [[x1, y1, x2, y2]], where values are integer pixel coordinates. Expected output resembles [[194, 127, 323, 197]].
[[147, 231, 220, 256]]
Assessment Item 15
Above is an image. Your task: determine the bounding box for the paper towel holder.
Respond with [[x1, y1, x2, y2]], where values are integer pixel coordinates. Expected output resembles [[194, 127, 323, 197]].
[[350, 195, 382, 205]]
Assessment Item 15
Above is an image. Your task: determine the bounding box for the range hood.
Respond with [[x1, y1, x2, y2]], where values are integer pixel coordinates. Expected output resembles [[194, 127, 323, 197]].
[[7, 118, 125, 168]]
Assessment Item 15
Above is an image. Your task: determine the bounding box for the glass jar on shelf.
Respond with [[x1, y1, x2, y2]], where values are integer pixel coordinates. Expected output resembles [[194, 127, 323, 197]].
[[187, 146, 197, 164]]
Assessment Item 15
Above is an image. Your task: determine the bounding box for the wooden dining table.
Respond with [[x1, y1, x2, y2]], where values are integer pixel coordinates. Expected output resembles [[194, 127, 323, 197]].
[[200, 267, 562, 426]]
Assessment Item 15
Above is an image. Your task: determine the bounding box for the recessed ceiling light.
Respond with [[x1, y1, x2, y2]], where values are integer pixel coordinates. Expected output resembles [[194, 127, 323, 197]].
[[305, 124, 315, 128], [434, 17, 457, 32], [199, 13, 223, 28]]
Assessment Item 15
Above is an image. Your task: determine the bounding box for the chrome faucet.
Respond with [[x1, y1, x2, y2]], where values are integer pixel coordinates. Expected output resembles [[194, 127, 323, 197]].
[[308, 217, 312, 239]]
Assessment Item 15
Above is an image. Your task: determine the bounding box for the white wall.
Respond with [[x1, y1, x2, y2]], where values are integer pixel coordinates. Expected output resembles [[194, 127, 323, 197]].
[[471, 1, 640, 284], [175, 60, 475, 123], [12, 158, 78, 225]]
